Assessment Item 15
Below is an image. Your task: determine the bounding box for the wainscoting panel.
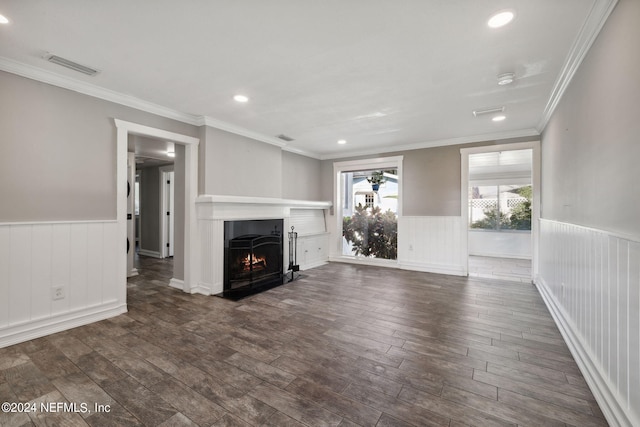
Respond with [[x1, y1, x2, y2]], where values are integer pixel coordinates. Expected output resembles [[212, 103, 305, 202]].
[[397, 216, 465, 276], [290, 209, 326, 235], [0, 221, 126, 348], [297, 233, 330, 271], [197, 219, 224, 295], [537, 219, 639, 427]]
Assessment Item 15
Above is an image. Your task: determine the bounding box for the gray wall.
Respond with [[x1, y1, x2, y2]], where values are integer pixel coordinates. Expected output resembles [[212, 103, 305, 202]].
[[199, 126, 283, 197], [139, 165, 161, 253], [320, 137, 533, 216], [0, 71, 198, 222], [282, 151, 322, 201], [541, 0, 640, 237]]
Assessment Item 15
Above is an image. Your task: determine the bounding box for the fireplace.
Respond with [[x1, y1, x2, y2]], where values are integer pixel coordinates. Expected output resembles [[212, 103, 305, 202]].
[[224, 219, 284, 298]]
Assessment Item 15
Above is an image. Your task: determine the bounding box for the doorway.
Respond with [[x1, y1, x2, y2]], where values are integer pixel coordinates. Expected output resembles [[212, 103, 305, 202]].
[[115, 119, 199, 300], [460, 142, 540, 281], [131, 136, 175, 262]]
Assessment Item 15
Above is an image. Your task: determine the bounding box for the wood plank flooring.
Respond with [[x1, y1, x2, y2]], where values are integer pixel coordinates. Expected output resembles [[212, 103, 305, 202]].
[[0, 256, 608, 426]]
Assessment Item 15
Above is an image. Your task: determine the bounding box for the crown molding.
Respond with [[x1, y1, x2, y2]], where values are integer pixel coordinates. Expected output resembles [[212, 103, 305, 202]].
[[537, 0, 618, 133], [0, 56, 323, 158], [0, 56, 202, 126], [318, 128, 540, 160], [196, 116, 286, 149]]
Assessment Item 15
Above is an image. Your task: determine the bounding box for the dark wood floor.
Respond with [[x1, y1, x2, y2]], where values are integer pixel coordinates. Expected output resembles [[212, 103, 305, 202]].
[[0, 256, 607, 426]]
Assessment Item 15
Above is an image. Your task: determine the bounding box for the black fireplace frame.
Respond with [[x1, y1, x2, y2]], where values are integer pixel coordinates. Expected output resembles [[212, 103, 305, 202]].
[[223, 219, 284, 299]]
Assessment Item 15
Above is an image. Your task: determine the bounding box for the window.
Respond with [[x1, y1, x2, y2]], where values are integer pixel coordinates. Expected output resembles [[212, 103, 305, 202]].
[[341, 169, 398, 259], [469, 184, 531, 230], [364, 193, 375, 208], [334, 156, 403, 263]]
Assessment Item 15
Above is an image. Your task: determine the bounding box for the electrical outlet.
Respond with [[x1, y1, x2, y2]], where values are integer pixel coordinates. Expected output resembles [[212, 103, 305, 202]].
[[52, 286, 65, 301]]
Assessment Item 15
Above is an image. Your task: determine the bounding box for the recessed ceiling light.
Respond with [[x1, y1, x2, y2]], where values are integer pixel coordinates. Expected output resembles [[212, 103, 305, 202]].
[[488, 11, 514, 28], [492, 115, 506, 122], [233, 94, 249, 103], [337, 139, 347, 145], [0, 14, 9, 24], [497, 72, 515, 86]]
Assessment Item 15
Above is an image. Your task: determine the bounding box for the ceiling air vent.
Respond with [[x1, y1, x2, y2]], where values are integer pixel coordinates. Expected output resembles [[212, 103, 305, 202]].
[[46, 54, 99, 76], [276, 134, 295, 142], [473, 106, 505, 117]]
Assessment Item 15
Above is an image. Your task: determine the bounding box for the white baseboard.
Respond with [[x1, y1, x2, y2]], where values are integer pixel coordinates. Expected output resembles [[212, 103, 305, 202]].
[[137, 249, 163, 258], [127, 268, 139, 277], [299, 260, 328, 271], [169, 278, 184, 291], [469, 252, 531, 260], [399, 261, 466, 276], [170, 278, 221, 296], [535, 276, 635, 427], [191, 282, 221, 296], [329, 256, 398, 269], [0, 301, 127, 348]]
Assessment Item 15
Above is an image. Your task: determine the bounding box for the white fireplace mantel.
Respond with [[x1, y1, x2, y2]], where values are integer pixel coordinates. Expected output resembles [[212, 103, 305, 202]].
[[193, 195, 332, 296], [196, 195, 332, 221]]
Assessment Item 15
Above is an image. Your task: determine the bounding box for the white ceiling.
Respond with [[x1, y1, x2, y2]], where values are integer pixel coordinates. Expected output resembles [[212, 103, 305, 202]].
[[0, 0, 615, 159]]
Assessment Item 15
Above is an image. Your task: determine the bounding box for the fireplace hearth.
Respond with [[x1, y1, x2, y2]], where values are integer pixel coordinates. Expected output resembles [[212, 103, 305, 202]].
[[224, 219, 284, 298]]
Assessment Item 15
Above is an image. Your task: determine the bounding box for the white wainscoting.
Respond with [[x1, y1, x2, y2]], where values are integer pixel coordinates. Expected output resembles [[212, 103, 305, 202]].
[[297, 233, 330, 271], [398, 216, 465, 276], [537, 219, 639, 427], [469, 229, 532, 259], [0, 221, 127, 348], [197, 218, 224, 295]]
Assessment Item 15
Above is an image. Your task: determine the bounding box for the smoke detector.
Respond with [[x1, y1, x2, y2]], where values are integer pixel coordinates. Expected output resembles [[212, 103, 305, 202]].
[[497, 72, 515, 86]]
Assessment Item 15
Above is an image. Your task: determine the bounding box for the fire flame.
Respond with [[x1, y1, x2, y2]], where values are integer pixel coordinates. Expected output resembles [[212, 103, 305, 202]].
[[242, 254, 267, 271]]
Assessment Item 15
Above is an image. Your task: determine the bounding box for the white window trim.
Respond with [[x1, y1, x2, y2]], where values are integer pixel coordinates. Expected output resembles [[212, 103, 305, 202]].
[[460, 141, 540, 277], [332, 156, 403, 265]]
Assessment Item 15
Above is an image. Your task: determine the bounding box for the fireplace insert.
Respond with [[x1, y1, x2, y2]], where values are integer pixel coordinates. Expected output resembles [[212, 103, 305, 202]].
[[224, 219, 284, 298]]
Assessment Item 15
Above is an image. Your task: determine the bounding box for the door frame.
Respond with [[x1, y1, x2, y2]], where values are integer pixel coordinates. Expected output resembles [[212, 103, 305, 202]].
[[460, 141, 541, 278], [115, 119, 199, 299], [331, 156, 404, 267]]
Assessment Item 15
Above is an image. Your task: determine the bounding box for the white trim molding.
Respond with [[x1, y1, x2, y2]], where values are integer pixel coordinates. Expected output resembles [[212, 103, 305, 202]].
[[537, 0, 619, 132], [537, 219, 639, 427], [137, 249, 163, 259], [169, 278, 185, 291], [0, 57, 321, 159], [460, 141, 541, 278], [332, 156, 404, 266], [0, 220, 124, 347], [196, 196, 332, 296], [0, 302, 126, 348], [115, 119, 200, 295], [320, 128, 540, 160], [398, 216, 466, 276]]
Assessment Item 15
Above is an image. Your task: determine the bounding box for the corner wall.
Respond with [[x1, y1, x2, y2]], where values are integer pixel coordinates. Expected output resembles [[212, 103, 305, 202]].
[[538, 1, 639, 425], [0, 71, 198, 347]]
